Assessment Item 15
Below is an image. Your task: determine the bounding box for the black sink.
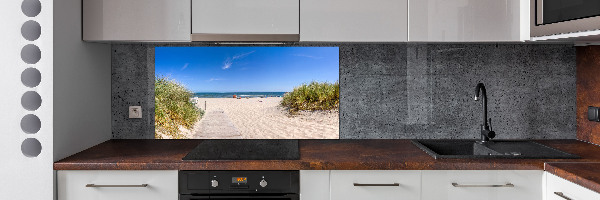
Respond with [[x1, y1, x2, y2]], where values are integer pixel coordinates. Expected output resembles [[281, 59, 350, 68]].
[[412, 140, 579, 159]]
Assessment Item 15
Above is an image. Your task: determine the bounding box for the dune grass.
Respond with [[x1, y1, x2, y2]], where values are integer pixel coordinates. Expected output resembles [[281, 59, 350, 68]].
[[281, 81, 339, 113], [155, 76, 203, 139]]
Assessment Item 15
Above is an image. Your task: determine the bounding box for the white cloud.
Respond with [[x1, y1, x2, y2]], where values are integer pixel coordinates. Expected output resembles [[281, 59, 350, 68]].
[[222, 60, 233, 70], [222, 51, 256, 69], [181, 63, 189, 71], [292, 54, 322, 59], [207, 78, 224, 82]]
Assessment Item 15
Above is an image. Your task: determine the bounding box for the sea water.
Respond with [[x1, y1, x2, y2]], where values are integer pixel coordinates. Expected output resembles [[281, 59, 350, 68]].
[[193, 92, 286, 98]]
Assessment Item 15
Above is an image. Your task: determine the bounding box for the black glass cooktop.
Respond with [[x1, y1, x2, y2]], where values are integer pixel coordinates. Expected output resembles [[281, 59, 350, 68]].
[[182, 140, 300, 160]]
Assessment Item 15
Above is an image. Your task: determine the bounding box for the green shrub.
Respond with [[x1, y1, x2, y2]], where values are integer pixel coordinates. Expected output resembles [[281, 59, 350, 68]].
[[281, 81, 339, 113], [155, 76, 203, 139]]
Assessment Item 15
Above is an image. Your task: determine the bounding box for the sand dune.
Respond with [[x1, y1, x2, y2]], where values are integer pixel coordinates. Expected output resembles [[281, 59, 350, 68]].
[[186, 97, 339, 139]]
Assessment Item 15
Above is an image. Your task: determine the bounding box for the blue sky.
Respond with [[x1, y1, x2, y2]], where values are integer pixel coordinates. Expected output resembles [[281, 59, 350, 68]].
[[155, 47, 339, 93]]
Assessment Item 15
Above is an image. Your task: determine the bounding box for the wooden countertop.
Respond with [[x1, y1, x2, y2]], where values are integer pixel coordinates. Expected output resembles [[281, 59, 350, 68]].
[[545, 162, 600, 194], [54, 139, 600, 194], [54, 139, 600, 171]]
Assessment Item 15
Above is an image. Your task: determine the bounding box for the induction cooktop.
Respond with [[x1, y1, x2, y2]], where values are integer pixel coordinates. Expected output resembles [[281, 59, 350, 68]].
[[182, 140, 300, 160]]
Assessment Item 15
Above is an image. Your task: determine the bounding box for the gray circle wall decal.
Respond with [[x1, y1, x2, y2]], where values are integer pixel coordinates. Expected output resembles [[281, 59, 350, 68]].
[[21, 91, 42, 111], [21, 20, 41, 41], [20, 114, 41, 134], [21, 0, 41, 17], [21, 44, 41, 64], [21, 68, 41, 88], [21, 138, 42, 157]]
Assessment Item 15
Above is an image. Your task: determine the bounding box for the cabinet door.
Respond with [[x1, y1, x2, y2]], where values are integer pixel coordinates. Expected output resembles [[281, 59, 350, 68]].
[[57, 170, 178, 200], [300, 171, 330, 200], [192, 0, 299, 34], [409, 0, 529, 42], [83, 0, 191, 41], [546, 172, 600, 200], [330, 170, 420, 200], [422, 170, 542, 200], [300, 0, 408, 42]]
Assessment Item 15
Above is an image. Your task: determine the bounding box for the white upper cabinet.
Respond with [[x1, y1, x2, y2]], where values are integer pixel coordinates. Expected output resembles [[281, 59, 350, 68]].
[[83, 0, 191, 41], [409, 0, 530, 42], [300, 0, 408, 42], [191, 0, 300, 41], [81, 0, 531, 42]]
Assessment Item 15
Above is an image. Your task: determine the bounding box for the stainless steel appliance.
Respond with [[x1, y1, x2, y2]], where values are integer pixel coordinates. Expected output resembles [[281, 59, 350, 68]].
[[179, 171, 299, 199], [532, 0, 600, 37]]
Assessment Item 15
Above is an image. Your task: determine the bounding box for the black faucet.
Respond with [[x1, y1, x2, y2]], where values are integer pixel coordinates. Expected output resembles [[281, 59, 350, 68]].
[[474, 83, 495, 143]]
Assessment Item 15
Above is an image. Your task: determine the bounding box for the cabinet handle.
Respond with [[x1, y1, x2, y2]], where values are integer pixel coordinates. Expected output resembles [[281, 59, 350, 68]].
[[86, 184, 149, 188], [353, 183, 400, 186], [554, 192, 573, 200], [451, 183, 514, 188]]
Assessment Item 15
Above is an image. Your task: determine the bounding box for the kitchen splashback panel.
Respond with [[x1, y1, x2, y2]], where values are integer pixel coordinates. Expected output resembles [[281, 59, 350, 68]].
[[112, 43, 576, 140]]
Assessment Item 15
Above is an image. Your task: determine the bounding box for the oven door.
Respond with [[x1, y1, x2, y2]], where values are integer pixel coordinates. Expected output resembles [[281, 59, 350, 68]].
[[180, 194, 299, 200]]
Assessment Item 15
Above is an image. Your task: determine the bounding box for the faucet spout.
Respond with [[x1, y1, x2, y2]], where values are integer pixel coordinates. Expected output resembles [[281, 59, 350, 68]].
[[474, 83, 495, 142], [474, 83, 488, 129]]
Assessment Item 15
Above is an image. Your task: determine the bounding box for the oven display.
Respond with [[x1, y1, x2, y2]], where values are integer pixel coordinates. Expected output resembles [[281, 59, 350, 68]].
[[232, 177, 247, 184]]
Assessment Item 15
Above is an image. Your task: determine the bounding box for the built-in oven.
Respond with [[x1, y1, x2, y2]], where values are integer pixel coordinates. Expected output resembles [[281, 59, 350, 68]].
[[179, 171, 299, 200], [532, 0, 600, 37]]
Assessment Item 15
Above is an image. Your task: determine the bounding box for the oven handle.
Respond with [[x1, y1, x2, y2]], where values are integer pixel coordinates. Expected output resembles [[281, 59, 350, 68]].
[[210, 197, 296, 199], [180, 195, 298, 200]]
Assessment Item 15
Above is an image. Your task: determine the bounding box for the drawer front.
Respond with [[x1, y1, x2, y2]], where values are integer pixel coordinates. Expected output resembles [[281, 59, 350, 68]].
[[57, 170, 178, 200], [546, 172, 600, 200], [330, 170, 421, 200], [422, 170, 542, 200]]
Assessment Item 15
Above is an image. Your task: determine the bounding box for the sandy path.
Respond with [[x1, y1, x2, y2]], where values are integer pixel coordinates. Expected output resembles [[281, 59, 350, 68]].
[[191, 109, 242, 139], [190, 97, 339, 139]]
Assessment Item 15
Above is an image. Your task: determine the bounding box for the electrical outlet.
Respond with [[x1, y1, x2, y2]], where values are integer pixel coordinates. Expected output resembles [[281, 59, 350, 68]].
[[129, 106, 142, 119]]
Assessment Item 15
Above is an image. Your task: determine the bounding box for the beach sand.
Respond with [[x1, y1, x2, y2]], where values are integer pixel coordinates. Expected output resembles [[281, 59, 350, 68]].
[[180, 97, 339, 139]]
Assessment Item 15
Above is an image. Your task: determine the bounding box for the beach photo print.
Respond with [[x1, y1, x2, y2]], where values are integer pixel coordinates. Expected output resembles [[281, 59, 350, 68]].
[[154, 47, 340, 139]]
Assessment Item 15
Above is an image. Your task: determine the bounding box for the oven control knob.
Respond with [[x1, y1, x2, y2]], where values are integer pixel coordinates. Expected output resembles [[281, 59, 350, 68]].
[[259, 179, 268, 188], [211, 180, 219, 188]]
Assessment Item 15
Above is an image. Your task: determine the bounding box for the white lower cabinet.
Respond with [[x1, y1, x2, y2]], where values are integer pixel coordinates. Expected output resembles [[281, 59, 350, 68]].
[[300, 170, 331, 200], [57, 170, 600, 200], [57, 170, 178, 200], [545, 172, 600, 200], [330, 170, 421, 200], [421, 170, 543, 200]]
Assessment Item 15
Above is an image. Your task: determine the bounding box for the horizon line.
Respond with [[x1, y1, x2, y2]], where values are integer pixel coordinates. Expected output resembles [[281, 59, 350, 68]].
[[193, 91, 288, 93]]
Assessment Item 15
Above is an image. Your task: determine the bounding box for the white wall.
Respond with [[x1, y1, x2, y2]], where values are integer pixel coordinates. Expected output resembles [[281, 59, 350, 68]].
[[0, 0, 110, 199], [53, 0, 111, 162], [0, 0, 54, 199]]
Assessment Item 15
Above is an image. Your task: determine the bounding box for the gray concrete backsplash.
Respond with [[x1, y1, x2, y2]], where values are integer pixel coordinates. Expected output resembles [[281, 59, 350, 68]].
[[112, 43, 576, 139]]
